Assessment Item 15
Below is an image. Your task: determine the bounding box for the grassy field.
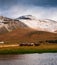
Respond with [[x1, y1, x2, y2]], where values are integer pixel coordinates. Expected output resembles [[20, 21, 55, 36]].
[[0, 44, 57, 54]]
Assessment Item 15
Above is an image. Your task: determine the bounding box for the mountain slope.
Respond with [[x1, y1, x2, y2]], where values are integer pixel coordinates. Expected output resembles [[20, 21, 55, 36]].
[[0, 16, 28, 34], [0, 15, 57, 43], [0, 15, 57, 34], [0, 28, 57, 43], [17, 15, 57, 33]]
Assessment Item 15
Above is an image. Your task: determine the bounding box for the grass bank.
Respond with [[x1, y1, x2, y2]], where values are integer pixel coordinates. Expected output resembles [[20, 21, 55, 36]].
[[0, 44, 57, 54]]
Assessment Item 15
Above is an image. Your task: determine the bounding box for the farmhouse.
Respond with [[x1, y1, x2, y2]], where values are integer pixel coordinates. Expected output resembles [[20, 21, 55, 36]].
[[0, 41, 4, 44]]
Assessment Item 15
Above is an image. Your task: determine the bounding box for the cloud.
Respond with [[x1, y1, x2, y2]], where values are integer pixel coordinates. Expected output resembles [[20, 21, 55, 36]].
[[1, 0, 57, 7], [1, 4, 57, 21], [1, 5, 29, 18]]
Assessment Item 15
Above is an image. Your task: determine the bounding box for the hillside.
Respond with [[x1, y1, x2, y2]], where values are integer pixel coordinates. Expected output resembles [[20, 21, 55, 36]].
[[0, 15, 57, 34], [0, 28, 57, 43], [0, 15, 57, 44], [0, 16, 28, 34], [17, 15, 57, 33]]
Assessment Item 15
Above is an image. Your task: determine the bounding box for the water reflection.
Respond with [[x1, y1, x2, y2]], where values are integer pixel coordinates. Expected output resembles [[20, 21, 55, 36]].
[[0, 53, 57, 65], [0, 54, 26, 60]]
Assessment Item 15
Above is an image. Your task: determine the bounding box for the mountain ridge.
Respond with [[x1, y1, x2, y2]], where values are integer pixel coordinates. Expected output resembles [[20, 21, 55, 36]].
[[0, 15, 57, 43], [0, 16, 28, 34], [0, 15, 57, 34], [17, 15, 57, 33]]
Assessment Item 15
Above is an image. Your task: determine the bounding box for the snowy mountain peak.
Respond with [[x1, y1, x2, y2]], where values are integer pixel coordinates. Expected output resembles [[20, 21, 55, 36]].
[[17, 15, 37, 20], [0, 15, 57, 33], [17, 15, 57, 33], [44, 19, 57, 23]]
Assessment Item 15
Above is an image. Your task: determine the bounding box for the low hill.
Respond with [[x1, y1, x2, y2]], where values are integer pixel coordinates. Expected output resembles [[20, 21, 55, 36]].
[[0, 28, 57, 43]]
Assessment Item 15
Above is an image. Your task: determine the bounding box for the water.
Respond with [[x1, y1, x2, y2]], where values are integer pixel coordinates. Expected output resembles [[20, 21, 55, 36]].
[[0, 53, 57, 65]]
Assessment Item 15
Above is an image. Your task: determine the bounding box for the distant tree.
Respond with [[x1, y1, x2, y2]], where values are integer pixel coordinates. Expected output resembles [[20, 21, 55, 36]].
[[46, 40, 57, 43]]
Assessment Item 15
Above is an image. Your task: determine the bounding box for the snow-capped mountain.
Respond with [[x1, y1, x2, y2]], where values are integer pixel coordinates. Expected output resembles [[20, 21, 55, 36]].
[[0, 16, 28, 34], [0, 15, 57, 34], [17, 15, 57, 33]]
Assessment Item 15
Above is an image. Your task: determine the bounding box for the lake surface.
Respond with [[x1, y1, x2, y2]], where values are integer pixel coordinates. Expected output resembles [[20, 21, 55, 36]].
[[0, 53, 57, 65]]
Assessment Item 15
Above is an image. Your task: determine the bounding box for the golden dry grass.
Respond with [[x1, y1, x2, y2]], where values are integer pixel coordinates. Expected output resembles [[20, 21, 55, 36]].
[[0, 44, 57, 54]]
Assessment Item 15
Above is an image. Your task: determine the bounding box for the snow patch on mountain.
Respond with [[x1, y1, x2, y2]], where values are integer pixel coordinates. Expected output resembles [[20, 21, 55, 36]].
[[18, 15, 57, 33]]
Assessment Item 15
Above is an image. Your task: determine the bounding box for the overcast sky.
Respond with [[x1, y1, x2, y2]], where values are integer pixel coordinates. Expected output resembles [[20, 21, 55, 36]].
[[0, 0, 57, 20]]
